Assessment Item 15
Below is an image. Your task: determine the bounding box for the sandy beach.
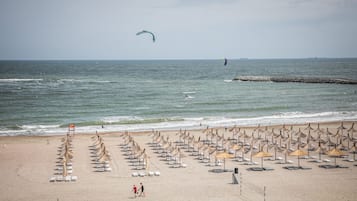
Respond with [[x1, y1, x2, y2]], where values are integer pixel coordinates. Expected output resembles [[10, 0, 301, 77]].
[[1, 121, 357, 201]]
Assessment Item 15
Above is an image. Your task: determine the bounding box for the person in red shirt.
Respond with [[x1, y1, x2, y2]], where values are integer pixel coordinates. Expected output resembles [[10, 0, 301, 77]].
[[132, 185, 138, 198]]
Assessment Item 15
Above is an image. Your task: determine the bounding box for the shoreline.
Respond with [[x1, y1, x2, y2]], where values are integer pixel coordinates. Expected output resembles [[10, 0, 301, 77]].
[[2, 113, 357, 136], [0, 119, 354, 137]]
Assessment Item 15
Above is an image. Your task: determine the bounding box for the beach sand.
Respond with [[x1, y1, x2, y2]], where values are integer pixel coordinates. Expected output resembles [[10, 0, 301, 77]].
[[1, 121, 357, 201]]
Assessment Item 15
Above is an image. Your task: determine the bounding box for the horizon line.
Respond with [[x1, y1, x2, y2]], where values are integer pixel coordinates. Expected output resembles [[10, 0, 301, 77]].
[[1, 57, 357, 61]]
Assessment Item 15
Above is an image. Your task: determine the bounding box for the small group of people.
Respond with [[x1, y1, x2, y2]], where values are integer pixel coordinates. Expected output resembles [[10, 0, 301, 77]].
[[132, 182, 145, 198]]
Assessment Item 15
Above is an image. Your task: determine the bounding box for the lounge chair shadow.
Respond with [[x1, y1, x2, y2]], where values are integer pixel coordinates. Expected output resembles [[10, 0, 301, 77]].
[[318, 164, 348, 169], [247, 167, 274, 171], [283, 166, 312, 170], [208, 169, 232, 173]]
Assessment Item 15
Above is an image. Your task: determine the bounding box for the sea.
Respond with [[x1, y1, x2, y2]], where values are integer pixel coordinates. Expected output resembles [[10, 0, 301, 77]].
[[1, 58, 357, 136]]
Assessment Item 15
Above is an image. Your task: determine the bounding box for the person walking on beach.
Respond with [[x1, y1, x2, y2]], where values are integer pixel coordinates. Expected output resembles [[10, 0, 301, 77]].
[[132, 184, 138, 198], [139, 182, 145, 197]]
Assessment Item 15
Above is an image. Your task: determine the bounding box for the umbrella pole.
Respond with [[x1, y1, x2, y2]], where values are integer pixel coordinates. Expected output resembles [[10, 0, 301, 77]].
[[298, 156, 300, 167], [224, 158, 226, 171], [261, 157, 263, 169], [319, 151, 321, 160]]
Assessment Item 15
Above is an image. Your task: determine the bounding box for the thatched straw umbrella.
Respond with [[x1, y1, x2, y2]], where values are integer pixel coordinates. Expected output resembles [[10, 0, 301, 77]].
[[145, 155, 150, 172], [253, 151, 272, 169], [349, 142, 357, 161], [315, 141, 326, 160], [230, 144, 241, 158], [289, 145, 307, 167], [216, 151, 234, 171], [327, 146, 346, 166]]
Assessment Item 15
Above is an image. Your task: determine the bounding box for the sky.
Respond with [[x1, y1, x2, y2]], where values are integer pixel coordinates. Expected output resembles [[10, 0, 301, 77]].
[[0, 0, 357, 60]]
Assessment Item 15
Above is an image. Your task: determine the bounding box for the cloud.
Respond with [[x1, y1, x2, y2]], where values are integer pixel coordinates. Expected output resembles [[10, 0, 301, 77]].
[[0, 0, 356, 59]]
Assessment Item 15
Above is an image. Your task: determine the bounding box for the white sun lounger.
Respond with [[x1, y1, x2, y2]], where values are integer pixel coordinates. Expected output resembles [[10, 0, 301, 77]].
[[49, 176, 56, 182], [65, 176, 71, 182], [71, 176, 78, 181], [57, 166, 73, 170], [56, 175, 64, 182], [95, 164, 110, 168], [313, 159, 322, 163], [154, 171, 160, 176], [50, 175, 78, 182], [347, 159, 355, 162]]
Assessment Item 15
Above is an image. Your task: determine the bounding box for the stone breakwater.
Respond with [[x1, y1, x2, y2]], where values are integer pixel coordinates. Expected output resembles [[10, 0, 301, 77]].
[[233, 76, 357, 84]]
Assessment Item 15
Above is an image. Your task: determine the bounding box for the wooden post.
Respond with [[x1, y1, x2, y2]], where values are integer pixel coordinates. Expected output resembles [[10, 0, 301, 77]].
[[240, 172, 242, 196]]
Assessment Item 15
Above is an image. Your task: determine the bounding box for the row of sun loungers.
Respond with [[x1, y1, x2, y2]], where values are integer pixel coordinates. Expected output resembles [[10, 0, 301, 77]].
[[90, 134, 112, 172], [175, 131, 225, 168], [149, 131, 188, 168], [49, 134, 78, 182], [120, 132, 161, 177], [131, 171, 161, 177]]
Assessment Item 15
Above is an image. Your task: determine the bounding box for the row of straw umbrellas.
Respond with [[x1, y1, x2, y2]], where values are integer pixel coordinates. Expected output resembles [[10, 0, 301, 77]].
[[150, 131, 187, 168], [90, 133, 112, 171], [150, 122, 356, 170], [57, 134, 74, 177], [120, 132, 149, 171]]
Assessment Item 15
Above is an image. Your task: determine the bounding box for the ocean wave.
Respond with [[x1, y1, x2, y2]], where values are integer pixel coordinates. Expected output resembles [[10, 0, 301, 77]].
[[20, 124, 60, 130], [57, 79, 112, 83], [101, 116, 184, 125], [0, 78, 43, 82], [182, 91, 196, 94]]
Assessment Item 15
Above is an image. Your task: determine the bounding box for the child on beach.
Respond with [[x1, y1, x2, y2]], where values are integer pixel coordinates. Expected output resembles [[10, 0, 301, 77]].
[[132, 184, 138, 198]]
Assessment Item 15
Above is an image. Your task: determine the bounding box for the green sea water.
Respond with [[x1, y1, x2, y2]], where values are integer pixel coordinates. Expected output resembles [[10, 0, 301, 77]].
[[0, 59, 356, 135]]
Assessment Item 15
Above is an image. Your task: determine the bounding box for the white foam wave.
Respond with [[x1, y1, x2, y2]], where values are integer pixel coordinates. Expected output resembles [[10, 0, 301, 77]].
[[0, 124, 63, 136], [20, 124, 60, 130], [101, 116, 143, 123], [0, 78, 43, 82], [58, 79, 111, 83], [182, 91, 196, 94]]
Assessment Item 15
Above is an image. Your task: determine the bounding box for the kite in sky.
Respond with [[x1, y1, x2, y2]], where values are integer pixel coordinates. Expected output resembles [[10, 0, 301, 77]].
[[136, 30, 156, 42]]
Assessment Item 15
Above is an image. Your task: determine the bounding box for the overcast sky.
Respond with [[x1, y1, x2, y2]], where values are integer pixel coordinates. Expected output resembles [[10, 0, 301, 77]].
[[0, 0, 356, 60]]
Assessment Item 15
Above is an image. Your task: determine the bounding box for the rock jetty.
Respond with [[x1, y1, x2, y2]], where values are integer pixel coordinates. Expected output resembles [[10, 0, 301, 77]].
[[233, 76, 357, 84]]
